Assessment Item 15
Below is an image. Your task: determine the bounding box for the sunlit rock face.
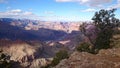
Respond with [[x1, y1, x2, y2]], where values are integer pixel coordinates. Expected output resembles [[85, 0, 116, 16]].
[[55, 48, 120, 68], [0, 18, 81, 33], [0, 39, 67, 68], [0, 40, 49, 68], [24, 21, 80, 33]]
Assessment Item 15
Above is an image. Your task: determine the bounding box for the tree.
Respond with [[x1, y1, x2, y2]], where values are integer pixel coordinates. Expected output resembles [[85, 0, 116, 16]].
[[92, 9, 120, 30], [92, 9, 120, 50]]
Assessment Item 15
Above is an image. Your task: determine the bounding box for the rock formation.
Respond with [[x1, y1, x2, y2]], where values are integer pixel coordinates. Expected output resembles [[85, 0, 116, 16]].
[[55, 48, 120, 68], [0, 39, 67, 68]]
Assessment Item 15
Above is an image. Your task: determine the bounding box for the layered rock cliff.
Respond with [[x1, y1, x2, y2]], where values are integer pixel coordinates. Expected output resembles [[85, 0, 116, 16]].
[[0, 39, 66, 68]]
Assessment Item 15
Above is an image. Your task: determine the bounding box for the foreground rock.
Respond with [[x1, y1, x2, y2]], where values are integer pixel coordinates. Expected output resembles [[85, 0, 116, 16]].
[[55, 48, 120, 68], [0, 39, 66, 68], [0, 40, 46, 67]]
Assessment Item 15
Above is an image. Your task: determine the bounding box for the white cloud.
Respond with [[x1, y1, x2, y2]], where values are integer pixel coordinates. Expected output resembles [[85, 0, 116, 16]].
[[23, 11, 33, 15], [0, 9, 41, 20], [118, 0, 120, 2], [56, 0, 112, 7], [82, 8, 96, 12], [90, 0, 112, 6], [112, 4, 120, 8], [0, 0, 7, 3], [44, 11, 54, 14], [56, 0, 89, 3], [81, 0, 89, 3], [56, 0, 74, 2], [39, 15, 80, 21], [9, 9, 22, 13], [107, 0, 120, 9], [0, 9, 79, 21]]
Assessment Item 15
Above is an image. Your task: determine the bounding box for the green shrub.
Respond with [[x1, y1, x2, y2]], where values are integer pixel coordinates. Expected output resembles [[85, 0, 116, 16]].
[[76, 42, 93, 53], [42, 50, 69, 68], [51, 49, 68, 66], [94, 28, 113, 50]]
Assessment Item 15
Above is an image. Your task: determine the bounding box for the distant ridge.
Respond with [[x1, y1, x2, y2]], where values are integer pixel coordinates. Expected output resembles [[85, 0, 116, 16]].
[[0, 18, 80, 41]]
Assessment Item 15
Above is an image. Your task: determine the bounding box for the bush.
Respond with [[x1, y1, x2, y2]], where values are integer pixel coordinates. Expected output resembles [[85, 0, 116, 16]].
[[51, 49, 69, 66], [76, 42, 94, 53], [42, 50, 69, 68], [94, 27, 113, 50]]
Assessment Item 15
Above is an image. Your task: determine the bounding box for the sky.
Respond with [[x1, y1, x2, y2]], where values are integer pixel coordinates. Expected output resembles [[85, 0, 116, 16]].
[[0, 0, 120, 21]]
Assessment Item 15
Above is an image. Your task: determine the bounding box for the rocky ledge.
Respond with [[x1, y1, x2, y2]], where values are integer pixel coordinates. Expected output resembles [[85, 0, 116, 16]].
[[55, 48, 120, 68]]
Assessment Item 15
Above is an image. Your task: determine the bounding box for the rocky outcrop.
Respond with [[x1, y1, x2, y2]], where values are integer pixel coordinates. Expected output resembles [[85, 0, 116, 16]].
[[0, 39, 67, 68], [0, 40, 50, 68], [110, 34, 120, 48], [55, 48, 120, 68]]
